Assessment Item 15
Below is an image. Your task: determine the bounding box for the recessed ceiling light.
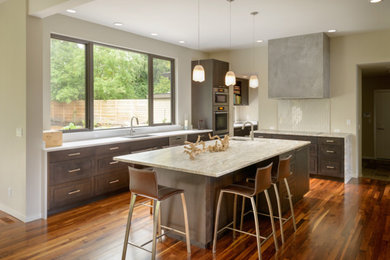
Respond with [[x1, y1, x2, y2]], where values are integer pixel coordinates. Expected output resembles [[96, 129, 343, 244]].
[[328, 29, 337, 33], [150, 33, 158, 36], [113, 22, 123, 26], [66, 9, 76, 14], [179, 40, 185, 44], [370, 0, 382, 3], [256, 40, 263, 43]]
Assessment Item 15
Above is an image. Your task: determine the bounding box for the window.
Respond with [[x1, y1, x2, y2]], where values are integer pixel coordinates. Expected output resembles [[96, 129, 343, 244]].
[[50, 35, 175, 131], [50, 37, 87, 130]]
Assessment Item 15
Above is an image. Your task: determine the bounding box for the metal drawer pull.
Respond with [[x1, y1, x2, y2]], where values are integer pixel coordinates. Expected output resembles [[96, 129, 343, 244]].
[[326, 166, 335, 169], [68, 152, 81, 157], [109, 147, 119, 150], [326, 150, 335, 153], [326, 140, 334, 143], [109, 179, 119, 184], [68, 189, 81, 195], [68, 168, 81, 173], [109, 161, 119, 165]]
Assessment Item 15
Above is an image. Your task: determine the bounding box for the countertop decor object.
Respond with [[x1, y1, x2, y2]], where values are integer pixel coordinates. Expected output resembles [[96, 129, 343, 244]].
[[184, 135, 206, 160], [43, 130, 63, 148], [183, 133, 230, 160]]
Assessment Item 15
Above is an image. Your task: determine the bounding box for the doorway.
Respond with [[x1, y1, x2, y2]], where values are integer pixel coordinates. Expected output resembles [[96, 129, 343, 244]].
[[360, 63, 390, 180]]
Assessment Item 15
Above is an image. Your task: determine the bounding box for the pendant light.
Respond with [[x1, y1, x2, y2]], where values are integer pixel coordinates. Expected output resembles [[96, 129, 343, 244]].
[[225, 0, 236, 86], [249, 11, 259, 88], [192, 0, 205, 82]]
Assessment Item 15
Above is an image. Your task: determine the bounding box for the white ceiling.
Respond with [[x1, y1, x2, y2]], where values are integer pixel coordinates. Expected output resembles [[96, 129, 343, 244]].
[[63, 0, 390, 52]]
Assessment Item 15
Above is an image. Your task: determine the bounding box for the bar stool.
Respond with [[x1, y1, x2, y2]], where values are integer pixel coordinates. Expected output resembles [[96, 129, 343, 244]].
[[271, 155, 297, 244], [241, 156, 297, 245], [122, 167, 191, 260], [212, 163, 278, 260]]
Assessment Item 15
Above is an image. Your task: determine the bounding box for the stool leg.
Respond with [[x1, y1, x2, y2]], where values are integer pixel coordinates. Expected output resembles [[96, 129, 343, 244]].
[[158, 206, 162, 239], [256, 193, 259, 210], [233, 194, 237, 239], [272, 183, 284, 244], [284, 178, 297, 232], [212, 191, 224, 253], [150, 199, 153, 215], [122, 194, 137, 260], [180, 193, 191, 254], [151, 200, 160, 260], [264, 190, 279, 251], [240, 196, 245, 231], [250, 196, 262, 260]]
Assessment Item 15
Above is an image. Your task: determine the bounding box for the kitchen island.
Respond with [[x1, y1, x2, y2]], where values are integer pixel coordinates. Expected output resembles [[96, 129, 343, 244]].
[[114, 137, 310, 248]]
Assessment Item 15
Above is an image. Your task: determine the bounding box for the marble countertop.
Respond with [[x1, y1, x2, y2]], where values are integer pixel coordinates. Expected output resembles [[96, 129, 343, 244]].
[[114, 137, 310, 178], [44, 129, 212, 152], [254, 129, 352, 138]]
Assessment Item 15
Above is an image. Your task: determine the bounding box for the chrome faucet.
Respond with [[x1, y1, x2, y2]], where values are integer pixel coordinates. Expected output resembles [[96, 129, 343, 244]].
[[242, 121, 254, 140], [130, 116, 139, 136]]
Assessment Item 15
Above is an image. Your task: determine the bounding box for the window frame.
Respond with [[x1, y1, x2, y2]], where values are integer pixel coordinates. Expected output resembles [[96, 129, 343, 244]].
[[50, 34, 176, 132]]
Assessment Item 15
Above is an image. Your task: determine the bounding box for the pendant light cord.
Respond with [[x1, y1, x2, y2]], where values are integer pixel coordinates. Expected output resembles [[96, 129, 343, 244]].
[[228, 0, 232, 70], [198, 0, 200, 65], [252, 13, 255, 74]]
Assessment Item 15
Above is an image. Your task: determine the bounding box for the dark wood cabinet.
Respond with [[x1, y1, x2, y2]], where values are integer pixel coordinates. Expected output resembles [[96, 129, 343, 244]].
[[187, 132, 211, 142], [234, 125, 258, 136], [254, 133, 345, 178], [94, 171, 129, 196]]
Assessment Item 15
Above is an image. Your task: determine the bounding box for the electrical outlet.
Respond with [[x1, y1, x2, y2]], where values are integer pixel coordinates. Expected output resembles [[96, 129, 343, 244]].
[[16, 128, 23, 137], [8, 187, 12, 197], [346, 119, 351, 127]]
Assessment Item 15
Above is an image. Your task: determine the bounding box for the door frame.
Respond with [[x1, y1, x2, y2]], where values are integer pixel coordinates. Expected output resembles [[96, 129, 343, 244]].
[[373, 89, 390, 159]]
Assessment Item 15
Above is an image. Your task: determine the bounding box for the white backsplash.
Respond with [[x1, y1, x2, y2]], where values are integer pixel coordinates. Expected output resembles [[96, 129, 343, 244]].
[[278, 99, 330, 132]]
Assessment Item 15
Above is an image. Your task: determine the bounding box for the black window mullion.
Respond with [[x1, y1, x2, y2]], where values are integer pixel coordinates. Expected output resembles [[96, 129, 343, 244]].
[[148, 55, 154, 126], [170, 59, 175, 124], [86, 42, 94, 130]]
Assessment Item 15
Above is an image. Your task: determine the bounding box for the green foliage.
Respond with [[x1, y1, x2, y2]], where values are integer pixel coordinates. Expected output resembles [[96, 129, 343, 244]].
[[50, 39, 172, 103], [62, 122, 82, 130]]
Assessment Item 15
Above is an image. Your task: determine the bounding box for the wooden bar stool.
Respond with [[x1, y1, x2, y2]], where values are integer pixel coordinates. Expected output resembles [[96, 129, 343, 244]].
[[212, 163, 278, 260], [271, 155, 297, 244], [122, 167, 191, 260]]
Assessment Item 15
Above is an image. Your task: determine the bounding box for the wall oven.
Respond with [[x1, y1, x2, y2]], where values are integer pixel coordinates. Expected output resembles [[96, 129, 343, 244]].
[[213, 106, 229, 135], [213, 88, 229, 106]]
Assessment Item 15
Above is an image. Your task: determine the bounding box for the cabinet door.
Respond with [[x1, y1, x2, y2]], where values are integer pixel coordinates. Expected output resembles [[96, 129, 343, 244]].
[[94, 171, 129, 196], [187, 132, 211, 142], [213, 60, 229, 87], [50, 158, 94, 185], [49, 179, 92, 210]]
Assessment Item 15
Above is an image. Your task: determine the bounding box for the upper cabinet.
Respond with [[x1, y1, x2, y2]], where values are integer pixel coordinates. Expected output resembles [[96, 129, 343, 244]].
[[268, 33, 330, 99], [233, 78, 249, 106]]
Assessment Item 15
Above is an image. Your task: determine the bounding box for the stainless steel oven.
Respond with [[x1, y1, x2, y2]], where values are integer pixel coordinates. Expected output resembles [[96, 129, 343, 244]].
[[213, 88, 229, 106], [213, 106, 229, 135]]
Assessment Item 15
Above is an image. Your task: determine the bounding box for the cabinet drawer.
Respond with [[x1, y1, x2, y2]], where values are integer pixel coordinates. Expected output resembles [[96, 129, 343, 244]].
[[319, 144, 343, 159], [97, 155, 127, 174], [49, 147, 95, 163], [187, 132, 211, 143], [309, 156, 318, 174], [95, 142, 130, 156], [94, 171, 129, 196], [50, 159, 93, 185], [318, 137, 343, 146], [319, 160, 343, 178], [130, 137, 169, 152], [49, 179, 92, 209], [169, 135, 186, 146]]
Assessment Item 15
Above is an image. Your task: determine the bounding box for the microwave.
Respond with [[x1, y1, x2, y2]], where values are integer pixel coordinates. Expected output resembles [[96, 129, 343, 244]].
[[213, 88, 229, 105]]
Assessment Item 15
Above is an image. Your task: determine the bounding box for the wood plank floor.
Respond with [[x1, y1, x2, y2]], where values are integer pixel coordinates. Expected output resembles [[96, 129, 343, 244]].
[[0, 177, 389, 260]]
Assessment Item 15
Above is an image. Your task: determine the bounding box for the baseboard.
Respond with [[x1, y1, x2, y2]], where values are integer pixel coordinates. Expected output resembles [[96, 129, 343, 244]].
[[0, 203, 42, 223], [0, 202, 26, 222]]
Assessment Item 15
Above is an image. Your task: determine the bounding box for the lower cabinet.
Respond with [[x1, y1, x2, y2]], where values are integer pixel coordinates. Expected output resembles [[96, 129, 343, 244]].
[[94, 171, 129, 196]]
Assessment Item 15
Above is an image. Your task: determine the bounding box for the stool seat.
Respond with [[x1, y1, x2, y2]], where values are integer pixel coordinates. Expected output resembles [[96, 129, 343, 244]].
[[157, 185, 184, 201], [221, 184, 255, 197]]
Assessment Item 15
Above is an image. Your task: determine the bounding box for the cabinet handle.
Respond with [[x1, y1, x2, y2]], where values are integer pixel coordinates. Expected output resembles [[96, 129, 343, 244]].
[[109, 161, 119, 165], [68, 152, 81, 157], [326, 150, 335, 153], [109, 147, 119, 151], [68, 168, 81, 173], [326, 166, 335, 169], [109, 179, 119, 184], [326, 140, 334, 143], [68, 189, 81, 195]]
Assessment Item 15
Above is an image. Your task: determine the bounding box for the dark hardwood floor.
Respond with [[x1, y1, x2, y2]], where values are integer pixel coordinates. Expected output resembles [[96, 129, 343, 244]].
[[0, 177, 389, 259]]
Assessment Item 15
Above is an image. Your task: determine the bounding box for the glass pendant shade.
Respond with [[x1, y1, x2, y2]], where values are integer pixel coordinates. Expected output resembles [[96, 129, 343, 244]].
[[225, 70, 236, 86], [249, 74, 259, 88], [192, 64, 205, 82]]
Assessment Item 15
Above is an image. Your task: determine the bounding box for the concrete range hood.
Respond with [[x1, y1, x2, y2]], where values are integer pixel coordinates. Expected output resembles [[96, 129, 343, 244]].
[[268, 32, 330, 99]]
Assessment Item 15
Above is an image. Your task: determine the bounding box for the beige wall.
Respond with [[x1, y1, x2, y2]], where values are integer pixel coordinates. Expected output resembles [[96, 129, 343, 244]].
[[362, 75, 390, 158], [210, 29, 390, 178], [0, 0, 27, 219]]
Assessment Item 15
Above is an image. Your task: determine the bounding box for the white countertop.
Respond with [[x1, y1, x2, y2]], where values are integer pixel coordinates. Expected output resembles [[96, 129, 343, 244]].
[[254, 129, 352, 138], [114, 137, 310, 178], [44, 129, 212, 152]]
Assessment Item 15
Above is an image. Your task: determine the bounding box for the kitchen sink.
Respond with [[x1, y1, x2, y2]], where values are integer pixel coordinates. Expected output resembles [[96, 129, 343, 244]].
[[123, 134, 154, 139]]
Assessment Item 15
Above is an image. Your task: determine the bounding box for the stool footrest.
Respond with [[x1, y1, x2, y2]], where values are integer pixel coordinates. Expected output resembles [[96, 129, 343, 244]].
[[242, 210, 293, 225], [217, 221, 273, 246], [160, 225, 186, 236]]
